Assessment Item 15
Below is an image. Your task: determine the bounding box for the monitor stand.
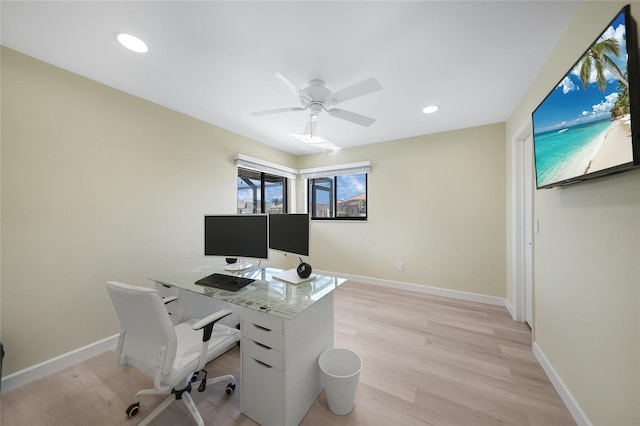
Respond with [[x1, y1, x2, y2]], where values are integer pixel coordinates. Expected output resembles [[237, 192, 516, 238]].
[[273, 268, 316, 284], [224, 259, 253, 271]]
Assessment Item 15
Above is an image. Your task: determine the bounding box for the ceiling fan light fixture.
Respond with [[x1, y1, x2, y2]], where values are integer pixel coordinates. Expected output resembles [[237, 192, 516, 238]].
[[290, 133, 329, 144], [251, 74, 381, 129], [423, 105, 439, 114], [116, 33, 148, 53], [290, 134, 340, 151]]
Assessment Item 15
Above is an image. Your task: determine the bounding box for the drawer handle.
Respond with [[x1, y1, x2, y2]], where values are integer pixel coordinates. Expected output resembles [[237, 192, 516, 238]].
[[254, 359, 273, 369], [253, 324, 271, 332], [253, 341, 272, 350]]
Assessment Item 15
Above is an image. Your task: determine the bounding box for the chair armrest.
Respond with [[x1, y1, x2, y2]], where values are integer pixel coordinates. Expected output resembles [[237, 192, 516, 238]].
[[192, 309, 233, 342], [163, 296, 178, 305]]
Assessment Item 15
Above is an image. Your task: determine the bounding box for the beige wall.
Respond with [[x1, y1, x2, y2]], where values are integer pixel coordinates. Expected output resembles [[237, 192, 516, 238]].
[[297, 123, 507, 298], [506, 2, 640, 424], [0, 47, 295, 374]]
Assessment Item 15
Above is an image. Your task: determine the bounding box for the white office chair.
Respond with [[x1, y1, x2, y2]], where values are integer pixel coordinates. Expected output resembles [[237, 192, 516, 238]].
[[106, 281, 240, 426]]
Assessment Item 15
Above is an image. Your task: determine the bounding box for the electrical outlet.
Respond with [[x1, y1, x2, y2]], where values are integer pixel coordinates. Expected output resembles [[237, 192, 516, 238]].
[[396, 262, 404, 272]]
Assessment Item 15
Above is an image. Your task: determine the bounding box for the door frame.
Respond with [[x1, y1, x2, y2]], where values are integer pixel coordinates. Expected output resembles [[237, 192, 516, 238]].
[[510, 122, 534, 326]]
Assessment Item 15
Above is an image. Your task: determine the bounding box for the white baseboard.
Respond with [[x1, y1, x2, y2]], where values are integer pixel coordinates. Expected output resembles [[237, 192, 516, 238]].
[[505, 298, 516, 320], [1, 334, 118, 394], [532, 342, 591, 426], [316, 269, 506, 306]]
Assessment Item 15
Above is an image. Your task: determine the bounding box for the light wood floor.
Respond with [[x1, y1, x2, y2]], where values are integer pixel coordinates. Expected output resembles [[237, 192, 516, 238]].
[[0, 281, 575, 426]]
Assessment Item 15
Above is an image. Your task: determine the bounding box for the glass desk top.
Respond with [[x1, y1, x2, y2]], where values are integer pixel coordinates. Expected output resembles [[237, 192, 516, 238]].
[[148, 262, 346, 320]]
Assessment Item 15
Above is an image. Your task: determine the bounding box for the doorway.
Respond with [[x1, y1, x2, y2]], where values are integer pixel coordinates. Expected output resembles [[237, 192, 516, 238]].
[[512, 125, 534, 328]]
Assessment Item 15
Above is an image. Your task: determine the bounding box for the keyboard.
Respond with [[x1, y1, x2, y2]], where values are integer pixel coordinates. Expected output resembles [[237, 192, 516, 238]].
[[195, 273, 254, 292]]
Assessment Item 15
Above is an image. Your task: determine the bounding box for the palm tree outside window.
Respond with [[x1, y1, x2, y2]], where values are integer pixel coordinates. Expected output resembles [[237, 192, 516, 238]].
[[237, 168, 287, 214]]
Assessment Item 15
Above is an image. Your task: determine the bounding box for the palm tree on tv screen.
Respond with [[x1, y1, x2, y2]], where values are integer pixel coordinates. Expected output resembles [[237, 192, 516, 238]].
[[611, 75, 630, 118], [578, 37, 628, 91]]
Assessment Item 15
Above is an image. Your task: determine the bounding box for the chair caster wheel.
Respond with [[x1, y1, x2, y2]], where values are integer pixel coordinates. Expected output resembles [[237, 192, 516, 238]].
[[225, 383, 236, 395], [126, 402, 140, 418]]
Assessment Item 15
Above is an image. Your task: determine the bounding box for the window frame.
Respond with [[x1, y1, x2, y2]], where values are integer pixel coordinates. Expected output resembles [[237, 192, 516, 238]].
[[308, 173, 368, 221], [237, 167, 288, 214]]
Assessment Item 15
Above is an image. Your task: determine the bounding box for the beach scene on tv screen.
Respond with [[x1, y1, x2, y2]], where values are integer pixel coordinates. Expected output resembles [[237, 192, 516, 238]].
[[533, 10, 633, 188]]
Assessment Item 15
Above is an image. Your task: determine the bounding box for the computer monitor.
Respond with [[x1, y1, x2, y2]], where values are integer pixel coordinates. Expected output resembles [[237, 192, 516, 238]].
[[269, 214, 315, 284], [204, 214, 268, 271], [268, 213, 309, 256]]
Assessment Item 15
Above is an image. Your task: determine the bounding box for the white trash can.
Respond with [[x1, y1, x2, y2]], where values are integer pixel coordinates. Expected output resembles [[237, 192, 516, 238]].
[[319, 348, 362, 415]]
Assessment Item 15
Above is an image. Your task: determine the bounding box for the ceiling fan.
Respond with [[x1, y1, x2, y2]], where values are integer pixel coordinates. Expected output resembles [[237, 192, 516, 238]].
[[250, 73, 382, 137]]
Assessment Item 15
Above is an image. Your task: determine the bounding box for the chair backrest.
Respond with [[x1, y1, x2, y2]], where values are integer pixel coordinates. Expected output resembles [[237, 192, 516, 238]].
[[106, 281, 178, 376]]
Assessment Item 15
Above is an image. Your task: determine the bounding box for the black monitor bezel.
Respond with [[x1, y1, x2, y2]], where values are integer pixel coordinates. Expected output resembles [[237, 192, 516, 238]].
[[204, 214, 268, 260], [268, 213, 310, 257]]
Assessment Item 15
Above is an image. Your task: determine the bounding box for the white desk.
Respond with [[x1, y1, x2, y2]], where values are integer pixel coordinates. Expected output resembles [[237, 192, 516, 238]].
[[149, 263, 346, 426]]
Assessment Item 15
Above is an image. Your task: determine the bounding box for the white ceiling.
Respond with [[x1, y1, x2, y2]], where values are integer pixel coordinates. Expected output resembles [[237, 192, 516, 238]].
[[1, 1, 580, 155]]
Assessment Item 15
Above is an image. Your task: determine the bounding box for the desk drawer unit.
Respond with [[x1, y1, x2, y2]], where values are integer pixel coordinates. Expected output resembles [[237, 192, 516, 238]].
[[240, 293, 334, 426], [154, 283, 180, 324], [241, 311, 285, 425], [242, 354, 285, 425]]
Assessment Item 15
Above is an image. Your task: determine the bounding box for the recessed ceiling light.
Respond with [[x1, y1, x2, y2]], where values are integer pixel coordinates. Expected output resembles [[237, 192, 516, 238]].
[[423, 105, 439, 114], [116, 33, 148, 53]]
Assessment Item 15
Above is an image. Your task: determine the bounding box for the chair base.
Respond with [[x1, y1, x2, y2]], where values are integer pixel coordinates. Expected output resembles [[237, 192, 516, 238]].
[[131, 373, 236, 426]]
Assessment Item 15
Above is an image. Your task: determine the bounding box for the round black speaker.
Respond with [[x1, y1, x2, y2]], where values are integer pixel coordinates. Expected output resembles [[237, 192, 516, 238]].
[[296, 262, 312, 278], [225, 258, 238, 264]]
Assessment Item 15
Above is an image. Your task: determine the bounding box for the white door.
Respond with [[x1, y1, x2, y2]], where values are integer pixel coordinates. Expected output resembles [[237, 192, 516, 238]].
[[523, 135, 534, 327]]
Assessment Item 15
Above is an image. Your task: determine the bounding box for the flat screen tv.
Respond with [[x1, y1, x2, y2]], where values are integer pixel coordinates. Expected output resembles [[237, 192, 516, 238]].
[[204, 214, 268, 270], [532, 5, 640, 189], [268, 213, 309, 256]]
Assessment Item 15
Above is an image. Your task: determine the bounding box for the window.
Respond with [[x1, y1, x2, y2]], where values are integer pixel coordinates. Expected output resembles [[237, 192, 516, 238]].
[[235, 154, 295, 214], [237, 168, 287, 214], [308, 173, 367, 220], [301, 161, 371, 221]]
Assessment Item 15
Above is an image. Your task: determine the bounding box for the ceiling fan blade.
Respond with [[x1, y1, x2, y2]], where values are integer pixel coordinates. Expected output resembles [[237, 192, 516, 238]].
[[250, 106, 307, 117], [327, 108, 376, 127], [325, 78, 382, 105], [270, 72, 312, 103]]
